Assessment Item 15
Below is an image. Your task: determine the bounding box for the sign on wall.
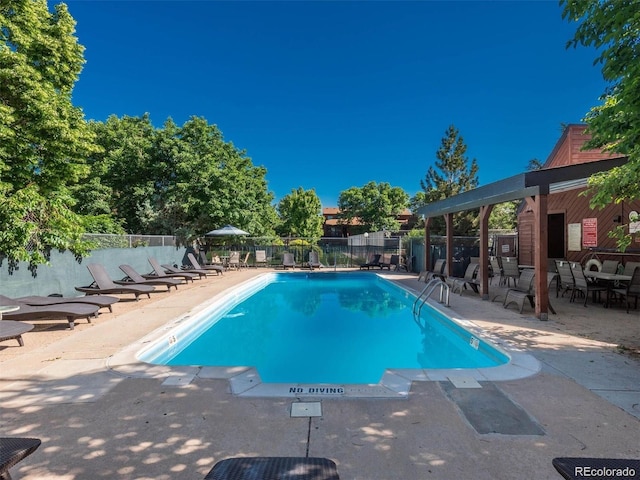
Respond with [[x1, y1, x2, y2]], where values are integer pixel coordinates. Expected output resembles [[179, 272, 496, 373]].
[[568, 223, 581, 251], [582, 218, 598, 248]]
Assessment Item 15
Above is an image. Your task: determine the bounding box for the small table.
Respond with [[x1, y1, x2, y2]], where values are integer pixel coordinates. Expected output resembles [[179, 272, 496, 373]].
[[584, 272, 632, 307], [0, 437, 41, 480], [204, 457, 340, 480]]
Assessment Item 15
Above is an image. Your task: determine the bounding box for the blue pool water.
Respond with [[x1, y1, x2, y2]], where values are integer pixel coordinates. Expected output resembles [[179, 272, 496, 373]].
[[140, 272, 508, 384]]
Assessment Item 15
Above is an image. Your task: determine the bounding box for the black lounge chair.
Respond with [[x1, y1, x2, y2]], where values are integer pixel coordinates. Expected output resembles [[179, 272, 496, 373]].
[[281, 252, 296, 270], [0, 320, 33, 346], [0, 437, 41, 480], [425, 259, 446, 282], [147, 257, 198, 283], [359, 254, 382, 270], [118, 264, 182, 291], [204, 456, 340, 480], [162, 263, 209, 280], [0, 295, 100, 330], [16, 294, 119, 313], [75, 263, 155, 300], [187, 253, 224, 275]]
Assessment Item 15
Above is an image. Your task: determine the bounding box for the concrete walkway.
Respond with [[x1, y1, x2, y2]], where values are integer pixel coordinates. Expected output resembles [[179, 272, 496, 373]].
[[1, 269, 638, 479]]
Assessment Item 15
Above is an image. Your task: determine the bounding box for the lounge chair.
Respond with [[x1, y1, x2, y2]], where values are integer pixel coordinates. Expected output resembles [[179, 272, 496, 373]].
[[0, 437, 42, 480], [75, 263, 155, 300], [118, 264, 182, 291], [307, 251, 322, 270], [282, 252, 296, 270], [162, 263, 209, 279], [204, 456, 341, 480], [611, 266, 640, 313], [187, 253, 224, 275], [239, 252, 250, 268], [359, 254, 382, 270], [490, 257, 503, 285], [446, 263, 479, 295], [503, 269, 536, 313], [0, 320, 33, 346], [255, 250, 268, 267], [425, 259, 446, 281], [14, 294, 119, 313], [147, 257, 199, 283], [0, 295, 100, 330]]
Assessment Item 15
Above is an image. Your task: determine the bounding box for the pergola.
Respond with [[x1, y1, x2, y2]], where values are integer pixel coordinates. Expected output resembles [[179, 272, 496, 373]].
[[417, 156, 629, 320]]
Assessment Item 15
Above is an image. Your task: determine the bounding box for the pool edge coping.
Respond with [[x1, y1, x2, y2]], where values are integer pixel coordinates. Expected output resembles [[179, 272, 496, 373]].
[[106, 271, 542, 398]]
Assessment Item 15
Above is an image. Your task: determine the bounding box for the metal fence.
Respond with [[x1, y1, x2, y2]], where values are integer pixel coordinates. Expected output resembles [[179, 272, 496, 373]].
[[83, 234, 177, 248]]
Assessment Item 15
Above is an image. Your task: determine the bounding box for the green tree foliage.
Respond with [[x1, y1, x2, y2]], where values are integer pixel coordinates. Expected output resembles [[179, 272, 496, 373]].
[[561, 0, 640, 204], [86, 114, 278, 241], [276, 187, 323, 241], [338, 181, 409, 233], [488, 201, 519, 231], [0, 0, 97, 271], [412, 125, 479, 235]]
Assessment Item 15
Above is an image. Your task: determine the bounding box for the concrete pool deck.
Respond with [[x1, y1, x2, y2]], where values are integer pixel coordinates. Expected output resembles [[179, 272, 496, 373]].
[[1, 268, 639, 479]]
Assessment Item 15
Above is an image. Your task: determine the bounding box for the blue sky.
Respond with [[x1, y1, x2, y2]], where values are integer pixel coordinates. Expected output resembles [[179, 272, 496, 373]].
[[66, 0, 605, 208]]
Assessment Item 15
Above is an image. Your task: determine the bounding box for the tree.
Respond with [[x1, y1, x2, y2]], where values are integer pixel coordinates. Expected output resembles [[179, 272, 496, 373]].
[[561, 0, 640, 247], [338, 181, 409, 233], [412, 125, 479, 235], [0, 0, 97, 271], [276, 187, 323, 241]]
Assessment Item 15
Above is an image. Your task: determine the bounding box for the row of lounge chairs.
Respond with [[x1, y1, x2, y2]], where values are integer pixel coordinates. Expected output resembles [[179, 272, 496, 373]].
[[359, 254, 407, 271]]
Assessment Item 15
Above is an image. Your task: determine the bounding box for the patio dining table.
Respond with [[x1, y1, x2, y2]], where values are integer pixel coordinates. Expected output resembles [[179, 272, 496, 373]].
[[584, 271, 632, 308]]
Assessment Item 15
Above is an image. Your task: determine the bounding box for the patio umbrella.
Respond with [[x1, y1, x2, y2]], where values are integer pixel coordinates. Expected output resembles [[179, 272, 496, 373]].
[[205, 225, 249, 237]]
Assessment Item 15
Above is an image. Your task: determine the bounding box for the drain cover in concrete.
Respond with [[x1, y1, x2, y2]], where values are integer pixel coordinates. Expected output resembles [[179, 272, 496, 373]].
[[291, 402, 322, 417], [441, 381, 545, 435]]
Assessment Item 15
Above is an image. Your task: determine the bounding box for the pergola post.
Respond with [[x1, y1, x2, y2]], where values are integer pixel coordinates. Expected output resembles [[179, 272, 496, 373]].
[[424, 217, 432, 272], [479, 205, 493, 300], [530, 194, 549, 320], [444, 213, 453, 277]]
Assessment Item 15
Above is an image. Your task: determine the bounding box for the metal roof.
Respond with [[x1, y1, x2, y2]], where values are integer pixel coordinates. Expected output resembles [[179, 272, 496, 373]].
[[416, 156, 629, 218]]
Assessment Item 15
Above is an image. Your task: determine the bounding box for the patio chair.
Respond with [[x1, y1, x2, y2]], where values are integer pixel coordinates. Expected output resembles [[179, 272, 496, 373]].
[[187, 253, 224, 275], [0, 437, 41, 480], [446, 263, 479, 295], [490, 257, 503, 285], [610, 266, 640, 313], [359, 254, 382, 270], [75, 263, 155, 301], [118, 264, 182, 291], [15, 294, 119, 313], [600, 260, 620, 274], [503, 269, 536, 313], [239, 252, 251, 268], [500, 257, 520, 288], [425, 259, 446, 281], [554, 260, 575, 299], [282, 252, 296, 270], [307, 250, 322, 270], [621, 261, 640, 276], [0, 295, 100, 330], [570, 263, 608, 306], [255, 250, 268, 267], [227, 251, 241, 270], [204, 456, 340, 480], [147, 257, 199, 283]]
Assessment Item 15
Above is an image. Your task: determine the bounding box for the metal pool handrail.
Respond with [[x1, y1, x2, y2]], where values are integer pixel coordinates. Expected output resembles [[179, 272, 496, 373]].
[[413, 278, 450, 318]]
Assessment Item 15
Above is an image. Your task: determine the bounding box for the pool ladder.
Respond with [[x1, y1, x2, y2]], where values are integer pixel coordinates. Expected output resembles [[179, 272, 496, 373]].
[[412, 278, 450, 318]]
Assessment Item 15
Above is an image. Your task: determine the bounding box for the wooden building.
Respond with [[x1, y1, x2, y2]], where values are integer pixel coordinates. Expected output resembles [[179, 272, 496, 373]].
[[518, 125, 640, 266]]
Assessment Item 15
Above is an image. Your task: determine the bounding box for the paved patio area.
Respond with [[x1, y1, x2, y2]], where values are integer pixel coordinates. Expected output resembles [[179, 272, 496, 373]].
[[1, 268, 638, 479]]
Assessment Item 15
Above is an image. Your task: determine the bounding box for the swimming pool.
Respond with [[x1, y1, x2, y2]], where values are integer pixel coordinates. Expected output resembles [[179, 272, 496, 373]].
[[139, 272, 510, 386]]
